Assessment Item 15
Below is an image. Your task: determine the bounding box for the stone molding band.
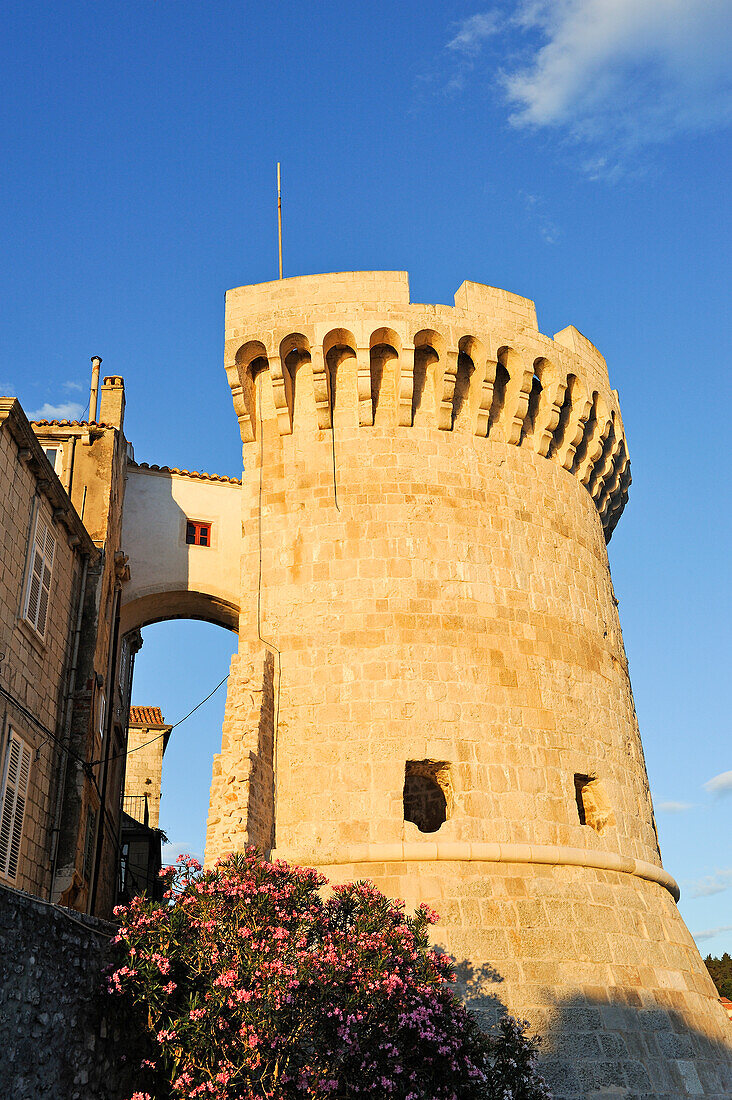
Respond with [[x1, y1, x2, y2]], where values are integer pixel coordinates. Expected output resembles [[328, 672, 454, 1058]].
[[270, 841, 680, 902]]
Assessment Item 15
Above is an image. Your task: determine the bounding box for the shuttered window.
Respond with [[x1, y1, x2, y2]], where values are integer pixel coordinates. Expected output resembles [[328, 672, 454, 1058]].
[[0, 731, 32, 882], [23, 511, 56, 638]]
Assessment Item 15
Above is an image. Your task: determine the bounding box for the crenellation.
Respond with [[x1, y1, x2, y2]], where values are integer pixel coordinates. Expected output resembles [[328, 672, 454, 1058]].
[[224, 278, 629, 540]]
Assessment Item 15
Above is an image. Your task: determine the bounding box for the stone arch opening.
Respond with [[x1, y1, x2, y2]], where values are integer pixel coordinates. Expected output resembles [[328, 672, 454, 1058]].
[[122, 618, 238, 881]]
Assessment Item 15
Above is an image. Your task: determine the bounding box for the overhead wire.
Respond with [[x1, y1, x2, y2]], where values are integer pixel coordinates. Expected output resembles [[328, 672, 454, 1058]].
[[88, 672, 230, 766]]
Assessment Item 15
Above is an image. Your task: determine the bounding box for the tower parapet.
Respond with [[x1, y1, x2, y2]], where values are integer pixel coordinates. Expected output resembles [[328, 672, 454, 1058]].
[[224, 272, 629, 540]]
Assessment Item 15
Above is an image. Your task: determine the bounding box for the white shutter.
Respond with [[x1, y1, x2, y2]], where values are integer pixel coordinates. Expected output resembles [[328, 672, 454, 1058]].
[[24, 512, 56, 638], [0, 731, 32, 882]]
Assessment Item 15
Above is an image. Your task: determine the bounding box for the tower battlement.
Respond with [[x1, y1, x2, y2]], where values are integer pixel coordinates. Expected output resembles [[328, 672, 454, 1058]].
[[225, 273, 629, 540]]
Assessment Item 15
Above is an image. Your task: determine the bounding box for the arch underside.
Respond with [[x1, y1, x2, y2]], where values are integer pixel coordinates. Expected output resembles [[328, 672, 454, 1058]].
[[120, 589, 239, 634]]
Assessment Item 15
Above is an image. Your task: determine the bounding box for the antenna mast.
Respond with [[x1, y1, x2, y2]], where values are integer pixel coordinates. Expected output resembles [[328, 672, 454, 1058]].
[[277, 162, 283, 280]]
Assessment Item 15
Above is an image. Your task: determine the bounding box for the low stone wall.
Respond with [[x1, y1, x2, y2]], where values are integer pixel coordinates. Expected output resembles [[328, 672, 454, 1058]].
[[0, 882, 131, 1100]]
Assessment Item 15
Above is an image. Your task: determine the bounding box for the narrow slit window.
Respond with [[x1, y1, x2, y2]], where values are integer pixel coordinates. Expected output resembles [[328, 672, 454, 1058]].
[[404, 761, 452, 833], [574, 773, 616, 835], [186, 521, 211, 547]]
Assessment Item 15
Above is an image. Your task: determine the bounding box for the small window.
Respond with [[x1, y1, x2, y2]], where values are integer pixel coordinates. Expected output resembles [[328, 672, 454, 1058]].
[[42, 445, 62, 474], [24, 511, 56, 638], [0, 730, 32, 882], [574, 774, 616, 834], [97, 690, 106, 739], [404, 761, 452, 833], [186, 521, 211, 546]]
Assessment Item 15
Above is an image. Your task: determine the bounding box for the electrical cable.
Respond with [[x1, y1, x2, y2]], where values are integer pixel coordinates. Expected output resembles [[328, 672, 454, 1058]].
[[0, 668, 230, 769], [87, 673, 230, 766], [0, 681, 84, 764]]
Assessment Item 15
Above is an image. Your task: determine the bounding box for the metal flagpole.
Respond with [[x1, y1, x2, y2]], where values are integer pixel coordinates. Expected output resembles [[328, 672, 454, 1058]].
[[277, 162, 283, 280]]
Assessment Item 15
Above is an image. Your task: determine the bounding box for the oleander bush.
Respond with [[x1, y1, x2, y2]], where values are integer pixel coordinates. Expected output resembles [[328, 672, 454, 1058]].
[[107, 850, 551, 1100]]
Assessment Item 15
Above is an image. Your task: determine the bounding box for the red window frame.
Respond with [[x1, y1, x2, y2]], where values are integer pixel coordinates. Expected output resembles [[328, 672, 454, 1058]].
[[186, 521, 211, 547]]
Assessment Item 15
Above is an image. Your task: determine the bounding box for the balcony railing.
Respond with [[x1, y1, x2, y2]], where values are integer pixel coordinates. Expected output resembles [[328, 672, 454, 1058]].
[[123, 793, 149, 827]]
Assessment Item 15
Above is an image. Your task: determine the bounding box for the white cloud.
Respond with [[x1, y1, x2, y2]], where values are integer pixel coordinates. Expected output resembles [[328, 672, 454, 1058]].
[[442, 13, 502, 94], [688, 869, 732, 899], [657, 800, 694, 814], [447, 13, 500, 56], [504, 0, 732, 149], [162, 840, 203, 867], [519, 190, 560, 244], [693, 924, 732, 944], [704, 771, 732, 796], [63, 380, 84, 393], [26, 401, 85, 422]]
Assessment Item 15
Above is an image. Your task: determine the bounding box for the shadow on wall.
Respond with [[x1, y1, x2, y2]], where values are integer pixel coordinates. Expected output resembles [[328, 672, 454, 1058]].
[[245, 649, 277, 852], [451, 959, 732, 1099]]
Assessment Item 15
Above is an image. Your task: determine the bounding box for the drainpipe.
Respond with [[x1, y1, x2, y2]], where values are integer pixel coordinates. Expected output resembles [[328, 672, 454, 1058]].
[[49, 552, 89, 901]]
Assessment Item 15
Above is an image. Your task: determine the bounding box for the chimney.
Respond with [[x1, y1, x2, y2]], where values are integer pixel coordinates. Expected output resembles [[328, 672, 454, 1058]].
[[89, 356, 102, 423], [98, 376, 126, 430]]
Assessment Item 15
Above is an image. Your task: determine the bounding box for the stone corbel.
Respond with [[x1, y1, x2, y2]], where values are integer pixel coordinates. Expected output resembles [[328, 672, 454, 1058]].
[[114, 551, 131, 585], [531, 376, 568, 458], [598, 441, 629, 518], [311, 346, 332, 430], [497, 355, 533, 446], [356, 347, 373, 426], [578, 412, 612, 487], [226, 363, 256, 445], [473, 354, 496, 438], [556, 386, 592, 471], [397, 346, 415, 427], [590, 424, 620, 500], [269, 353, 293, 436], [434, 348, 458, 431]]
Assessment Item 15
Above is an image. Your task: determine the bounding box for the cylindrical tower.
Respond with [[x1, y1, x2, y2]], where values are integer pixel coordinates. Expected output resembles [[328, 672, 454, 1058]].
[[206, 272, 732, 1097]]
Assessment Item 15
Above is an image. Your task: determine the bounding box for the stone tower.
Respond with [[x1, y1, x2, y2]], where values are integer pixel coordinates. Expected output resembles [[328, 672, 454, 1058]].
[[205, 272, 732, 1097]]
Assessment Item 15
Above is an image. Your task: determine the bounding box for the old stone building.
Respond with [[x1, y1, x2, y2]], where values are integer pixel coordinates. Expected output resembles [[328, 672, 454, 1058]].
[[0, 398, 97, 900], [1, 271, 731, 1095], [0, 374, 133, 917], [123, 705, 171, 829]]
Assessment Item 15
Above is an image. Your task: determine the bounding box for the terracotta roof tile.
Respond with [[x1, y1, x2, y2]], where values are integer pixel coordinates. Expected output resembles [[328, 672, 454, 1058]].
[[30, 419, 114, 428], [131, 460, 241, 485], [129, 705, 168, 727]]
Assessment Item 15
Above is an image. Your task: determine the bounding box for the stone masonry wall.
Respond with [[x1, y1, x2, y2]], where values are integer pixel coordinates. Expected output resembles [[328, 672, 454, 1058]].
[[0, 417, 81, 900], [0, 882, 131, 1100], [205, 272, 732, 1096]]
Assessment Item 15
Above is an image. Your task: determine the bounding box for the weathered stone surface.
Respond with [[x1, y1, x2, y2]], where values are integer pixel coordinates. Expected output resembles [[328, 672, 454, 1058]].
[[0, 885, 130, 1100], [200, 272, 732, 1096]]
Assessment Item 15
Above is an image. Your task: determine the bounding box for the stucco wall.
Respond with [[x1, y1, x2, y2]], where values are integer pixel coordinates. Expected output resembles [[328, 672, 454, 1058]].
[[120, 465, 241, 634]]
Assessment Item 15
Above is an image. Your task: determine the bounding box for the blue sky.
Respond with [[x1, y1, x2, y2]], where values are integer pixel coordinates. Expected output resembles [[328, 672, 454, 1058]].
[[1, 1, 730, 954]]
